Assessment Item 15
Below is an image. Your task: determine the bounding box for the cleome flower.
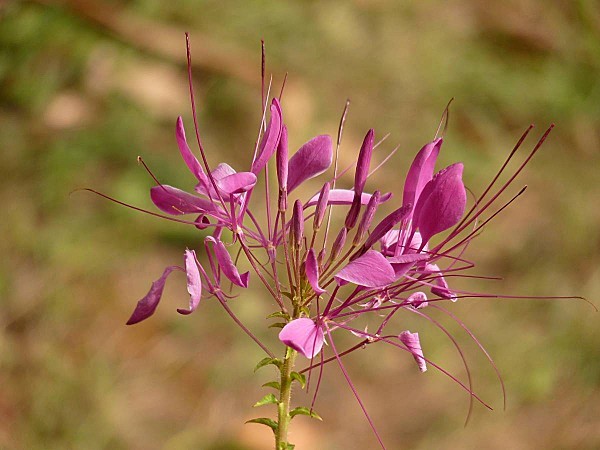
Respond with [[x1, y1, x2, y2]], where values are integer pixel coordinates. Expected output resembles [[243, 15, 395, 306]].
[[91, 33, 586, 450]]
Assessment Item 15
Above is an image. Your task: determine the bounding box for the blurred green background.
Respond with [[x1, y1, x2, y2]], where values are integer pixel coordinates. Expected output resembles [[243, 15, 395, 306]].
[[1, 0, 599, 449]]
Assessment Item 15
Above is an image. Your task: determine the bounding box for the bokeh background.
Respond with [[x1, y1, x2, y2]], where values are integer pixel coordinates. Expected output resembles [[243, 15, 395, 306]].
[[2, 1, 599, 449]]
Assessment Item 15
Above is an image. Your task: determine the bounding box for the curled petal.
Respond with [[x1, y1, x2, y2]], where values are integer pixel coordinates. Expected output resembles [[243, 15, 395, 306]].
[[403, 138, 442, 215], [399, 330, 427, 372], [413, 163, 467, 245], [252, 98, 282, 174], [425, 264, 457, 301], [335, 250, 396, 288], [216, 171, 257, 195], [305, 248, 326, 295], [207, 237, 249, 288], [126, 266, 178, 325], [307, 189, 392, 207], [151, 185, 216, 215], [279, 318, 324, 358], [287, 135, 333, 192], [177, 249, 202, 315], [406, 291, 428, 309]]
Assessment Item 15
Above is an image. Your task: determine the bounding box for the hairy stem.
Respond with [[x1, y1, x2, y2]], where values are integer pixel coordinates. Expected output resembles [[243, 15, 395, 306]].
[[275, 346, 298, 449]]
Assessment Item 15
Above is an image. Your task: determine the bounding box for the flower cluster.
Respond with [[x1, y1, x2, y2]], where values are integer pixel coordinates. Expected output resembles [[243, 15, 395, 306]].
[[110, 34, 566, 450]]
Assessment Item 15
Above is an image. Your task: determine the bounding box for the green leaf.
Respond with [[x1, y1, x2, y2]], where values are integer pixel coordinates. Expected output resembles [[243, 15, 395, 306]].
[[268, 322, 287, 329], [246, 417, 278, 433], [290, 371, 306, 389], [280, 443, 295, 450], [266, 311, 290, 320], [290, 407, 322, 421], [253, 393, 279, 407], [281, 291, 294, 301], [262, 381, 281, 391], [254, 357, 283, 372]]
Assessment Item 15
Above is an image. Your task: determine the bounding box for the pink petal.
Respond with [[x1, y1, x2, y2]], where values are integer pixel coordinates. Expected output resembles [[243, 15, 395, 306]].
[[207, 237, 249, 288], [387, 253, 429, 264], [252, 98, 282, 174], [287, 135, 333, 192], [279, 318, 324, 358], [399, 330, 427, 372], [175, 116, 208, 185], [403, 138, 442, 216], [150, 185, 216, 215], [177, 249, 202, 315], [335, 250, 396, 288], [388, 253, 430, 278], [307, 189, 392, 207], [361, 203, 413, 253], [425, 263, 457, 301], [195, 163, 237, 198], [126, 266, 177, 325], [305, 248, 326, 295], [413, 163, 467, 245], [216, 171, 257, 195], [406, 291, 428, 309]]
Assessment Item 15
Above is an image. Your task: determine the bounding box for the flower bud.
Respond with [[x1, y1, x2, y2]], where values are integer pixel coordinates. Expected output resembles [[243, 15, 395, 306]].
[[313, 182, 330, 231], [330, 226, 347, 261], [291, 199, 304, 247], [277, 125, 289, 191], [353, 190, 380, 246]]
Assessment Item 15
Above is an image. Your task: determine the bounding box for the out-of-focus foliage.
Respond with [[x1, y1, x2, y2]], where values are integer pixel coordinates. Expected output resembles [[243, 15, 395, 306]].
[[1, 0, 599, 449]]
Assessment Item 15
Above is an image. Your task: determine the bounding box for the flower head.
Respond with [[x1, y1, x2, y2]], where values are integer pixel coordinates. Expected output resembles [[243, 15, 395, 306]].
[[95, 33, 580, 450]]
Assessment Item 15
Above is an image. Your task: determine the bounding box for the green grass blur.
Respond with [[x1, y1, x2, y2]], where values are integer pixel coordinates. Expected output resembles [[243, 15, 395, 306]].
[[1, 1, 599, 449]]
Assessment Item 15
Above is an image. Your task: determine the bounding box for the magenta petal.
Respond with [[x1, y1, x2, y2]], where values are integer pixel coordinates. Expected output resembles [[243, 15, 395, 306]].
[[425, 264, 457, 301], [177, 249, 202, 315], [287, 134, 333, 192], [305, 248, 326, 295], [216, 171, 257, 195], [151, 185, 216, 215], [196, 163, 237, 198], [207, 237, 249, 288], [334, 250, 396, 288], [176, 116, 208, 184], [278, 318, 324, 358], [252, 98, 282, 174], [407, 292, 428, 309], [307, 189, 392, 207], [387, 253, 429, 264], [126, 266, 178, 325], [399, 330, 427, 372], [361, 203, 413, 252], [413, 163, 467, 245], [402, 138, 442, 214]]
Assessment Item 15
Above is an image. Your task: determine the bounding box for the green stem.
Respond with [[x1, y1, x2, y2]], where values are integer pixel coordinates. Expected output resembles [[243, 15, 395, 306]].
[[275, 346, 297, 449]]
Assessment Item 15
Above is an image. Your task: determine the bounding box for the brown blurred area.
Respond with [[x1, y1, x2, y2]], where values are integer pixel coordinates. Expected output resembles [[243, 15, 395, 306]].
[[1, 0, 599, 449]]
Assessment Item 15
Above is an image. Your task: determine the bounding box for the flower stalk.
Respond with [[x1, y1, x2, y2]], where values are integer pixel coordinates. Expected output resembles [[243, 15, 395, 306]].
[[276, 346, 298, 450]]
